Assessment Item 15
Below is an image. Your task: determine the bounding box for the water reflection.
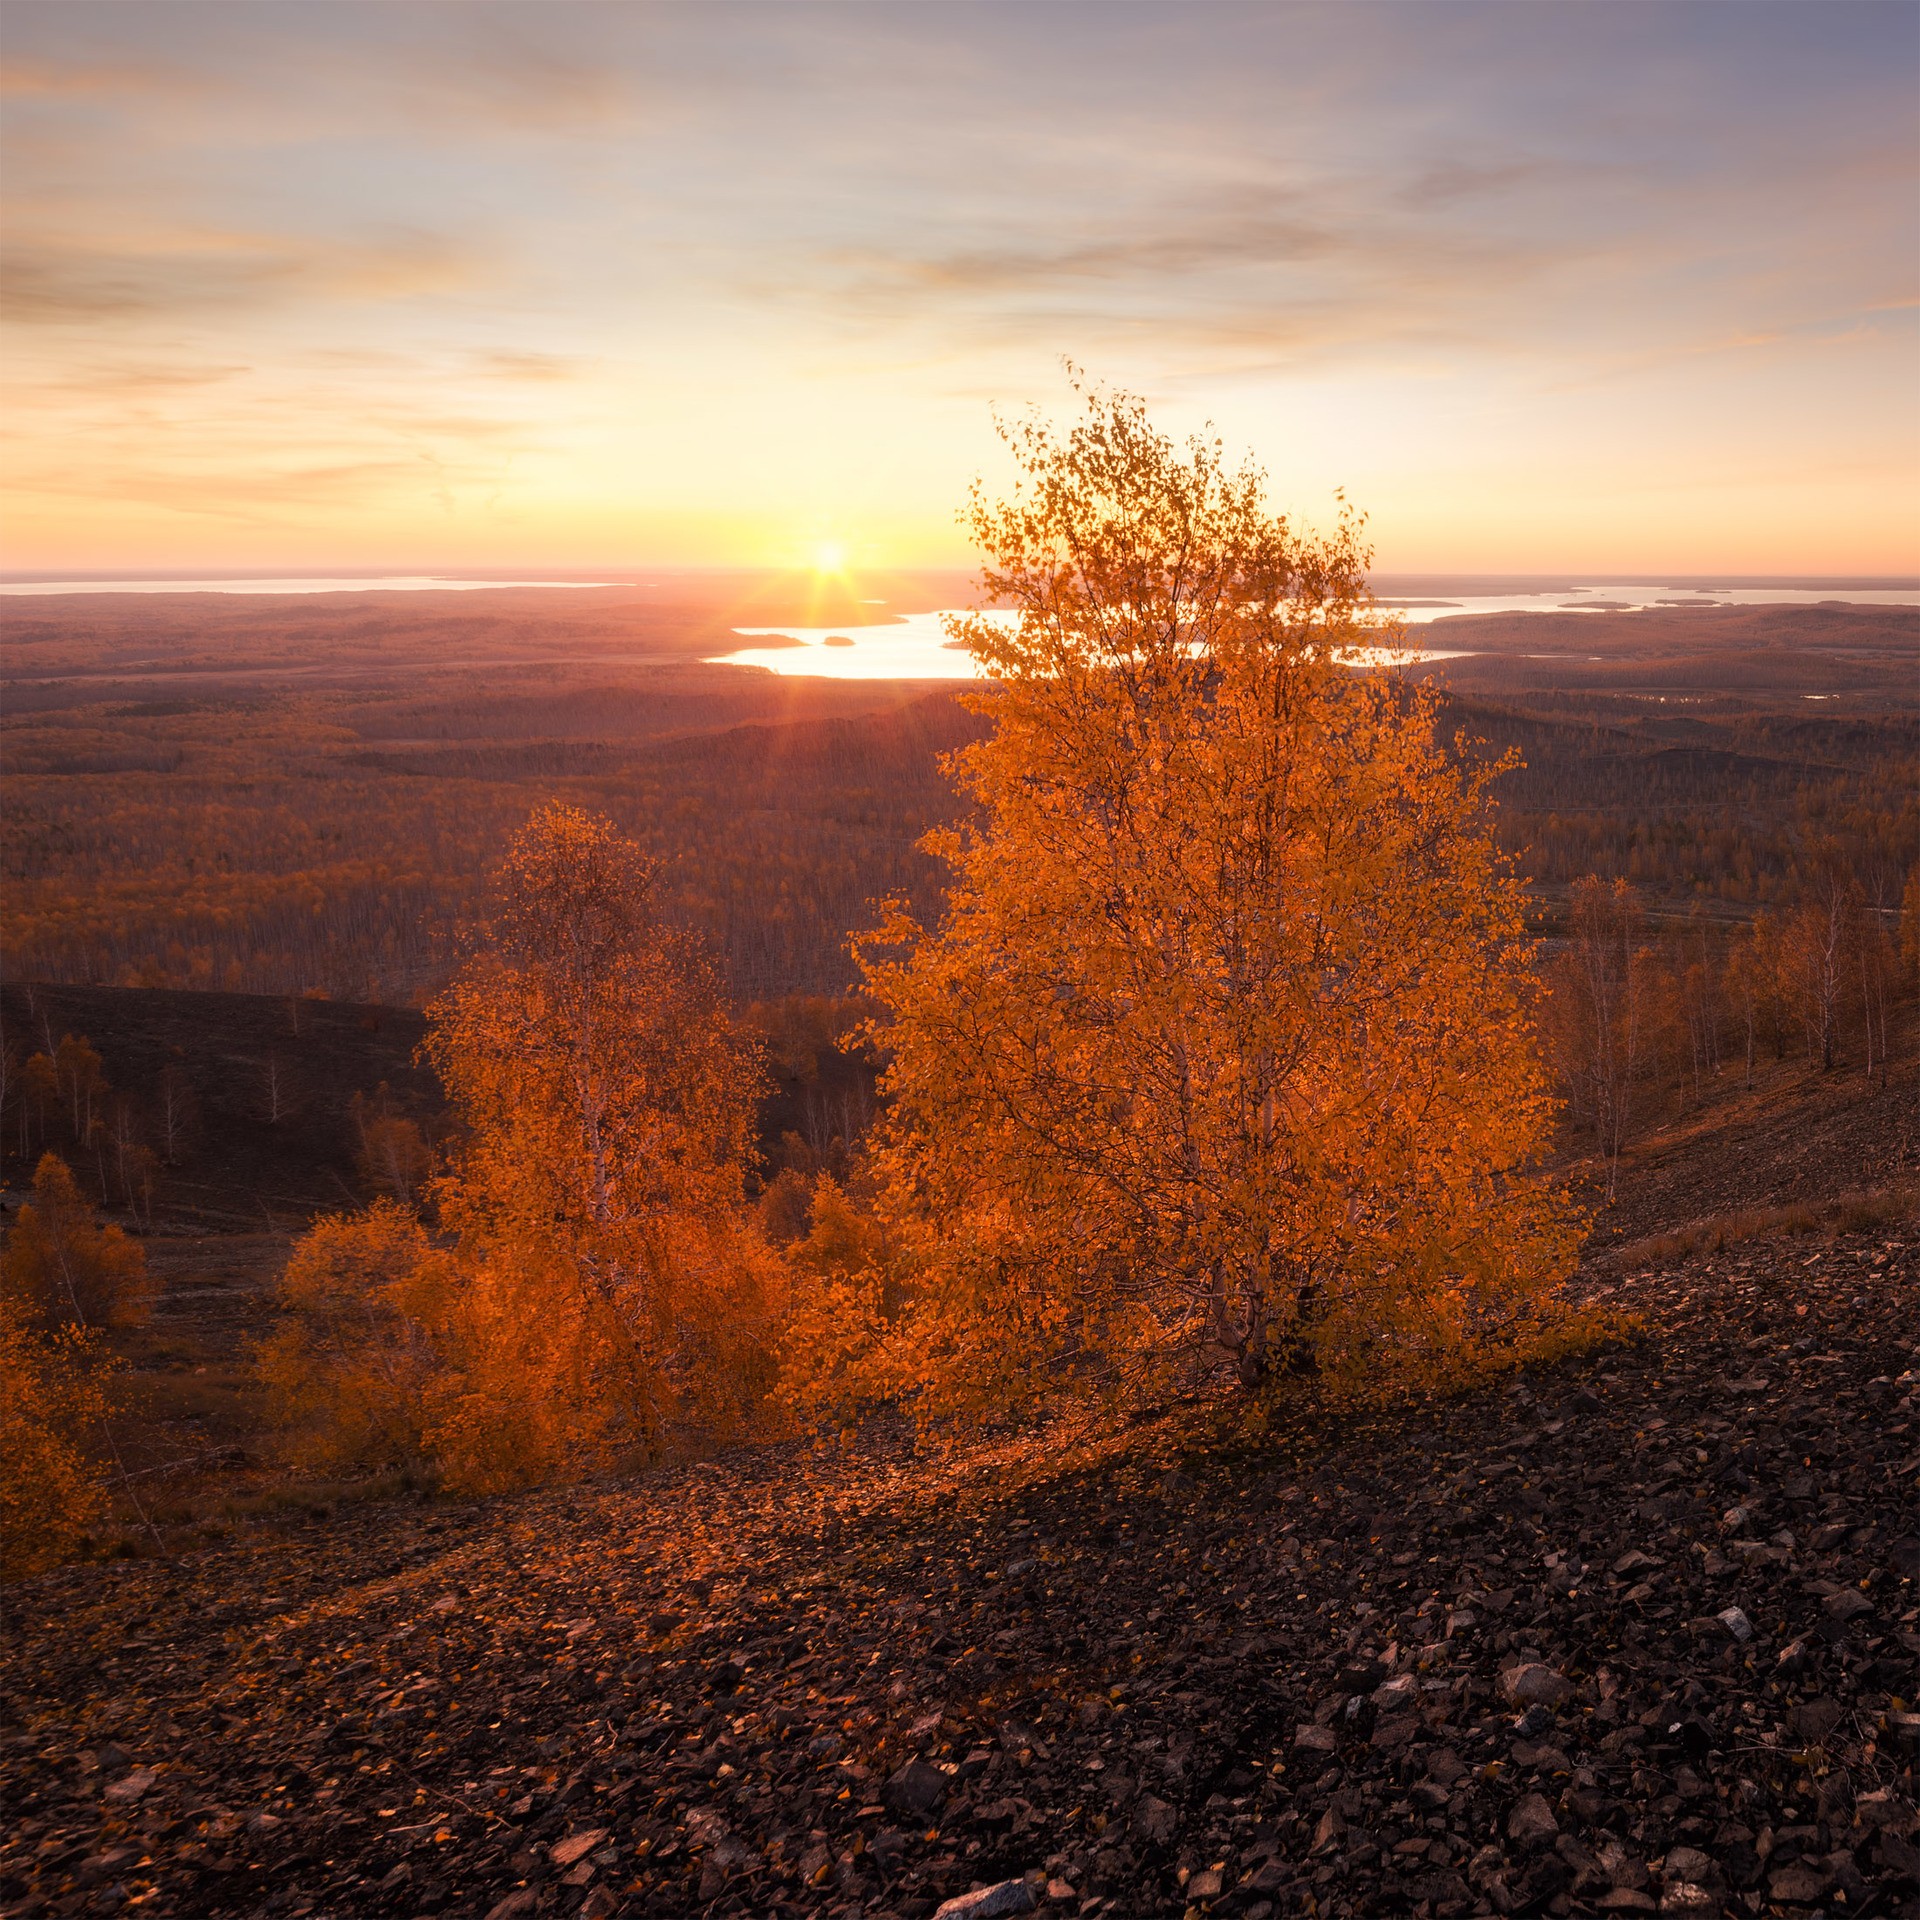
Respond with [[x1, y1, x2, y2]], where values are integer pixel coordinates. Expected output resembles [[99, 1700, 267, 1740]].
[[711, 581, 1917, 680], [715, 611, 1464, 680]]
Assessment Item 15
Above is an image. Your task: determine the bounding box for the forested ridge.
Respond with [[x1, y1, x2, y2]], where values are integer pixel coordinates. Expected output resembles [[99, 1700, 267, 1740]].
[[4, 624, 1912, 1003]]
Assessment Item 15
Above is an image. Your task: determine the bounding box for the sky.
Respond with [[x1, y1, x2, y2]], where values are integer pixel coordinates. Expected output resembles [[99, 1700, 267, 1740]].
[[3, 2, 1916, 577]]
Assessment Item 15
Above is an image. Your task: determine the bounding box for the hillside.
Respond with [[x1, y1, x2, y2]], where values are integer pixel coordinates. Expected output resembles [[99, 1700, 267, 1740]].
[[1, 1064, 1914, 1919]]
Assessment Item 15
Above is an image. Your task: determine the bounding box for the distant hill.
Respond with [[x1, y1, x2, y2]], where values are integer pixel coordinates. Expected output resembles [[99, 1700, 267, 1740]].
[[0, 981, 875, 1227], [0, 982, 434, 1226]]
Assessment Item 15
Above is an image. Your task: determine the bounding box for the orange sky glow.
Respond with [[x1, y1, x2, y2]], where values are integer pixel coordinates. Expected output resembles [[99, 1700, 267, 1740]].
[[3, 3, 1916, 578]]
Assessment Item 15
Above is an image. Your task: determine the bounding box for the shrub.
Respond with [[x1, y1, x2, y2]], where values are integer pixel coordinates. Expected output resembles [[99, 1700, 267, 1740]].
[[0, 1299, 113, 1580], [775, 1179, 898, 1429], [260, 1200, 788, 1494], [255, 1200, 443, 1475], [1, 1153, 152, 1330]]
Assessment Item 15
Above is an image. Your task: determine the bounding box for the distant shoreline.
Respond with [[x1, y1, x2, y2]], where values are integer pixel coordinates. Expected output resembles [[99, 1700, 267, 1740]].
[[3, 569, 1916, 600]]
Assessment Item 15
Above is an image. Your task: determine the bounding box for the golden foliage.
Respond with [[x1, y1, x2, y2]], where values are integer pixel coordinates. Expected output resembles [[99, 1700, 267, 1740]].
[[350, 1088, 433, 1202], [0, 1297, 113, 1580], [255, 1201, 443, 1475], [845, 384, 1582, 1420], [263, 806, 784, 1492], [1, 1152, 152, 1330], [258, 1201, 692, 1493], [775, 1178, 897, 1430], [426, 805, 780, 1451]]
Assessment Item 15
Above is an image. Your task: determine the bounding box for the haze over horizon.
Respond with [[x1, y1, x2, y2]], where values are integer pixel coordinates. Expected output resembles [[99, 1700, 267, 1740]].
[[4, 1, 1916, 579]]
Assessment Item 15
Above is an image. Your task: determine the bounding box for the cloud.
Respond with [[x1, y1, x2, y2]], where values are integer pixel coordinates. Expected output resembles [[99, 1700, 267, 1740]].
[[0, 229, 482, 325], [1, 246, 293, 325], [480, 350, 587, 384], [755, 173, 1598, 381], [0, 9, 636, 149], [24, 357, 254, 398], [416, 28, 628, 132], [0, 52, 206, 100], [0, 453, 436, 519]]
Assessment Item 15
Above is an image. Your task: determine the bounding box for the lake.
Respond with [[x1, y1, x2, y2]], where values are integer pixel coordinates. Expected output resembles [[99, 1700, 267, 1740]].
[[711, 581, 1918, 679]]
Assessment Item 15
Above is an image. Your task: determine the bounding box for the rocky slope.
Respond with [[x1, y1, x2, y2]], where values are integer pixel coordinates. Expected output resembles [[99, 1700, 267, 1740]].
[[3, 1211, 1915, 1920], [3, 1052, 1920, 1920]]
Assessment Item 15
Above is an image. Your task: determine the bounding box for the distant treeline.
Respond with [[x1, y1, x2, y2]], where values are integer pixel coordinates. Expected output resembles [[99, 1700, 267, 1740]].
[[1466, 702, 1915, 921], [3, 678, 1913, 1003], [2, 688, 977, 1001]]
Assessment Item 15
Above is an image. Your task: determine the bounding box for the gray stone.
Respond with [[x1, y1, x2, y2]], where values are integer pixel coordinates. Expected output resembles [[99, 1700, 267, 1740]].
[[933, 1879, 1038, 1919], [1501, 1664, 1572, 1708], [1786, 1698, 1844, 1743], [1767, 1861, 1832, 1904], [1600, 1844, 1651, 1891], [1508, 1793, 1559, 1845], [1664, 1847, 1713, 1886], [1659, 1885, 1717, 1915], [884, 1758, 949, 1818], [1371, 1673, 1418, 1710], [1133, 1793, 1177, 1844]]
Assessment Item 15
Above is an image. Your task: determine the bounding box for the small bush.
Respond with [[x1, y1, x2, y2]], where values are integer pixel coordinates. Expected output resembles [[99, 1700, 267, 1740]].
[[775, 1179, 897, 1429], [0, 1298, 113, 1580], [1, 1153, 152, 1330], [259, 1199, 790, 1495], [255, 1200, 442, 1476]]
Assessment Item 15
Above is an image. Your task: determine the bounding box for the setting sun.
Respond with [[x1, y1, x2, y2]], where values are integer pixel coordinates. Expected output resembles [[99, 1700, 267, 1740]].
[[813, 541, 848, 575], [2, 5, 1914, 575]]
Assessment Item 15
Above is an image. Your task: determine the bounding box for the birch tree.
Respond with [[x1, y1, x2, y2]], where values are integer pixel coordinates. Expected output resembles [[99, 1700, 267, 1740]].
[[424, 805, 777, 1457], [848, 384, 1579, 1416]]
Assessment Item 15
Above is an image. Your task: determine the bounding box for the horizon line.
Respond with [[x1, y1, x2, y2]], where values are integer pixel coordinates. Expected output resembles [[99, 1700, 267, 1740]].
[[3, 568, 1917, 590]]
